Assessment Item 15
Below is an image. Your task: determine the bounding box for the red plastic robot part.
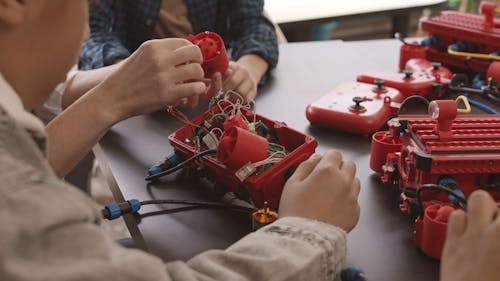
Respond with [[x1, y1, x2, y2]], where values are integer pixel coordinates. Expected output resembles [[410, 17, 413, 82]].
[[487, 61, 500, 82], [216, 126, 269, 170], [187, 31, 229, 78], [429, 100, 457, 141], [223, 114, 249, 131], [414, 204, 456, 259], [370, 121, 402, 174], [399, 44, 427, 71], [481, 1, 497, 31]]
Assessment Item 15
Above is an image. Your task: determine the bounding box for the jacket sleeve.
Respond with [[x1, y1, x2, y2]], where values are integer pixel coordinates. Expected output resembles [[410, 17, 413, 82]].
[[169, 217, 347, 281], [79, 0, 131, 70], [0, 114, 346, 281], [1, 176, 346, 281], [227, 0, 279, 84]]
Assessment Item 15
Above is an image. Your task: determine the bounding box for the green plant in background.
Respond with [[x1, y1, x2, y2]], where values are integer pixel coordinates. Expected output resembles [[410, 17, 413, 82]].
[[448, 0, 462, 8], [448, 0, 479, 12]]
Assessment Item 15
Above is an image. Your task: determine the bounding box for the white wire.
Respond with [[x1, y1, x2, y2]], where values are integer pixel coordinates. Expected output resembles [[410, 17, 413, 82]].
[[269, 142, 286, 153], [251, 151, 286, 168], [217, 100, 237, 117], [210, 127, 224, 140], [225, 90, 246, 105], [252, 158, 282, 168]]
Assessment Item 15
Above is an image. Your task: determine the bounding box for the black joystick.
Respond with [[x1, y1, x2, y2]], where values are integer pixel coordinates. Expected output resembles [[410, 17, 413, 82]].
[[373, 79, 387, 94], [403, 70, 414, 79], [350, 96, 366, 111], [431, 62, 441, 71], [373, 79, 387, 93]]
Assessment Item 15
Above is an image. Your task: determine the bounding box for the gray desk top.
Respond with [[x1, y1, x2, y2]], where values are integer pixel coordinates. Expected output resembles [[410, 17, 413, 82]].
[[99, 39, 445, 280]]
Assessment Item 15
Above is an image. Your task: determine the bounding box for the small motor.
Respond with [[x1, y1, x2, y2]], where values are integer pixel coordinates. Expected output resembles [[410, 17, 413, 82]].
[[252, 202, 278, 230]]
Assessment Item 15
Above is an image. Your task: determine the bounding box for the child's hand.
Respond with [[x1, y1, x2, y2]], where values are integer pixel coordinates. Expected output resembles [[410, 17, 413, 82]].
[[222, 61, 258, 102], [278, 151, 361, 232], [100, 38, 207, 119], [176, 72, 223, 107], [440, 190, 500, 281]]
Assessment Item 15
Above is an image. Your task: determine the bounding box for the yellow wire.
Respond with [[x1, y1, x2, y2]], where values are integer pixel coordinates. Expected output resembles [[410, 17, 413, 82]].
[[455, 95, 471, 113], [447, 48, 500, 61]]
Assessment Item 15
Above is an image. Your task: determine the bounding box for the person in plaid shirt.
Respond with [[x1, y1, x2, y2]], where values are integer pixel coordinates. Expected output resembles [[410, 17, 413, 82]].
[[77, 0, 278, 103]]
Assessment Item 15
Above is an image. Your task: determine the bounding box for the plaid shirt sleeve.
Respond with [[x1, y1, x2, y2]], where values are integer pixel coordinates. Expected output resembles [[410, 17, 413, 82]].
[[79, 0, 131, 70], [228, 0, 279, 78]]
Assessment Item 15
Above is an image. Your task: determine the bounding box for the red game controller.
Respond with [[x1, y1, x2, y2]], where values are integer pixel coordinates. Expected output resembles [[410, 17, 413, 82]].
[[187, 31, 229, 78], [306, 81, 404, 135], [357, 59, 452, 100], [405, 59, 452, 78]]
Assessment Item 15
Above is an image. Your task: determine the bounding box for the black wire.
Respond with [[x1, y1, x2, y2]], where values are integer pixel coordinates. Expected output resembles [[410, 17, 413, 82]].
[[145, 149, 216, 181], [136, 206, 203, 220], [487, 93, 500, 103], [132, 206, 202, 224], [140, 199, 256, 213], [138, 206, 201, 218], [134, 204, 254, 224], [416, 184, 468, 218], [133, 199, 256, 224]]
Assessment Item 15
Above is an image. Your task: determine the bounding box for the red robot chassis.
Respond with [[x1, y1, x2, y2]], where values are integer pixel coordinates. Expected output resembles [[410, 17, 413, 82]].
[[168, 101, 317, 210], [400, 2, 500, 74], [370, 99, 500, 259], [150, 31, 317, 211]]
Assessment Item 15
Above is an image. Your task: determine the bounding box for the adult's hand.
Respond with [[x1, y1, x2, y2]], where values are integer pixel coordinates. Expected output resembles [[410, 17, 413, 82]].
[[222, 54, 268, 102]]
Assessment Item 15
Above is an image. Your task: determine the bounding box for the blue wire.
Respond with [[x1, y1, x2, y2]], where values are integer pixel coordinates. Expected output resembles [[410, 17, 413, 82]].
[[463, 94, 499, 114]]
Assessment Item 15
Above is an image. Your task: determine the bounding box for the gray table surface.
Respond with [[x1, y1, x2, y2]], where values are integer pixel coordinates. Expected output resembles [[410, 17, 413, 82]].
[[98, 39, 456, 280]]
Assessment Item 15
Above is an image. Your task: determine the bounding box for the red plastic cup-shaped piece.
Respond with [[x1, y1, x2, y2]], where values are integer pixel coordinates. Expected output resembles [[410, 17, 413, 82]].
[[434, 205, 455, 223], [487, 62, 500, 82], [187, 31, 229, 78], [419, 204, 455, 259], [223, 114, 249, 131], [370, 131, 402, 173], [399, 44, 426, 71], [216, 126, 269, 169]]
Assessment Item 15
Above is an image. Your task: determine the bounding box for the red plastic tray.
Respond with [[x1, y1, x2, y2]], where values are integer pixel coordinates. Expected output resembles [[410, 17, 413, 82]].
[[168, 104, 317, 209]]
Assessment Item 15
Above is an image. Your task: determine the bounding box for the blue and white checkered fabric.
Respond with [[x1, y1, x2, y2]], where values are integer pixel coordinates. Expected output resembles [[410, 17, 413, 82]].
[[79, 0, 278, 79]]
